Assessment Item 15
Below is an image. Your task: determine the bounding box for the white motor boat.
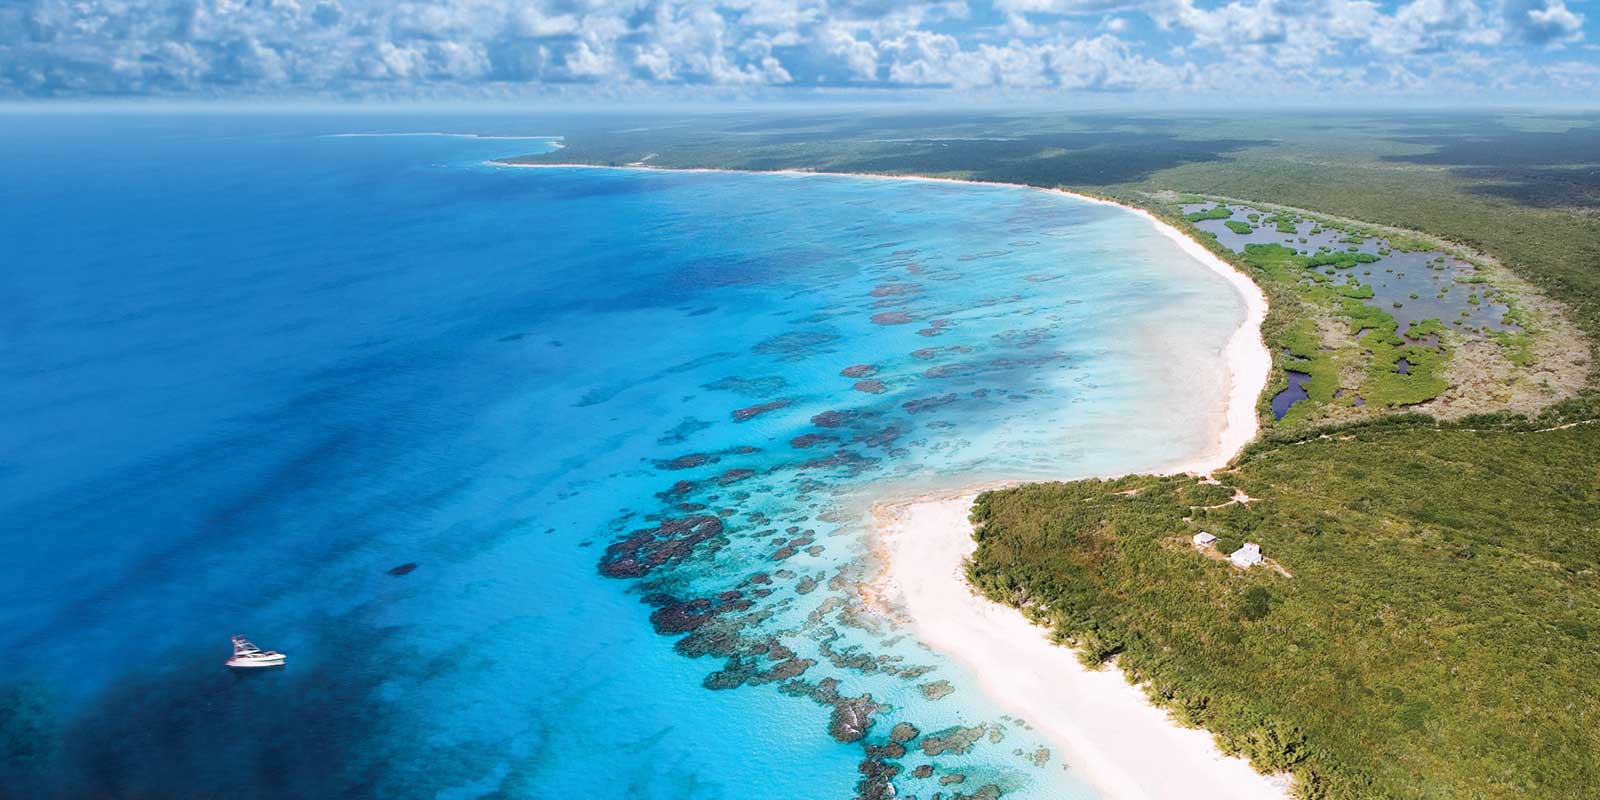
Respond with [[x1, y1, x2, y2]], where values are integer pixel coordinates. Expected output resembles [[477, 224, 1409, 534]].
[[226, 635, 286, 669]]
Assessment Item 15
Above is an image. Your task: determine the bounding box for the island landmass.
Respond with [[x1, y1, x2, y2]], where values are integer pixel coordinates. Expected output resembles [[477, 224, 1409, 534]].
[[506, 111, 1600, 800]]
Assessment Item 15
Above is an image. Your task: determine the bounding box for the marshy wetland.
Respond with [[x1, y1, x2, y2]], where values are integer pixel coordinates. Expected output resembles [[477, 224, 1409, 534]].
[[1183, 202, 1514, 334], [1177, 200, 1574, 425]]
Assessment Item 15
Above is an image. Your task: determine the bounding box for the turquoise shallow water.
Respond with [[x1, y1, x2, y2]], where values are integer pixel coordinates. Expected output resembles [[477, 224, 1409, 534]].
[[0, 114, 1243, 799]]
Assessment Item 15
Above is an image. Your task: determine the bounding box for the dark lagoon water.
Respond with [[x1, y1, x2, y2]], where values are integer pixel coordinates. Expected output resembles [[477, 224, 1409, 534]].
[[1, 115, 1244, 799], [1271, 371, 1313, 420]]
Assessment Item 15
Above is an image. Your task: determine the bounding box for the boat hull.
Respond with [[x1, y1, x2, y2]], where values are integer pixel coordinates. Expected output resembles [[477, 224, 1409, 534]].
[[226, 656, 286, 668]]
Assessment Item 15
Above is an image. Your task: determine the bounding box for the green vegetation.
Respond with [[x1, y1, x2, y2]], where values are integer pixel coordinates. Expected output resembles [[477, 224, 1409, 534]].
[[1491, 329, 1536, 367], [1406, 319, 1447, 340], [1337, 282, 1373, 300], [967, 423, 1600, 800], [1307, 251, 1379, 269], [1364, 341, 1447, 407], [1225, 220, 1254, 234], [1384, 233, 1436, 252], [1187, 205, 1233, 222], [1276, 318, 1343, 425]]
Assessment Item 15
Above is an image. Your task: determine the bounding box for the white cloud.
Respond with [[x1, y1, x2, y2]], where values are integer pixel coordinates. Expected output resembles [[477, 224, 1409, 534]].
[[562, 40, 614, 79], [0, 0, 1591, 99], [995, 0, 1160, 13], [353, 41, 424, 81], [1504, 0, 1585, 46], [822, 25, 881, 80], [511, 8, 582, 38], [881, 30, 963, 84], [1047, 33, 1182, 90], [633, 43, 675, 80], [1380, 0, 1504, 52]]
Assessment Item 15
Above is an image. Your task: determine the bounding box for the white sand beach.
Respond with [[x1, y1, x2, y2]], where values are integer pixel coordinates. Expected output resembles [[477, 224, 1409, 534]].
[[873, 492, 1288, 800], [865, 200, 1279, 799], [494, 159, 1282, 798]]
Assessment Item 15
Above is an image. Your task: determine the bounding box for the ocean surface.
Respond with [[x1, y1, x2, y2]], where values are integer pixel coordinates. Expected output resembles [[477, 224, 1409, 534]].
[[0, 114, 1244, 799]]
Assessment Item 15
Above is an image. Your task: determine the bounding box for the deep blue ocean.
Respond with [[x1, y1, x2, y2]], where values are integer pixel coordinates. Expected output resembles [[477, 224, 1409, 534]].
[[0, 114, 1243, 799]]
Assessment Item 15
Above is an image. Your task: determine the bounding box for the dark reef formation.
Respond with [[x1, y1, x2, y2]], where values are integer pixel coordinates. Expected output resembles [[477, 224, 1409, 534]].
[[732, 399, 791, 422], [598, 515, 724, 579], [704, 375, 790, 397], [902, 393, 961, 415], [753, 330, 842, 360], [871, 282, 922, 298], [789, 432, 839, 448], [912, 345, 973, 360]]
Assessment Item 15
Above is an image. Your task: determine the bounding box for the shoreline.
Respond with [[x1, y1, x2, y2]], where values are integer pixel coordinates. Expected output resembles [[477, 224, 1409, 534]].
[[332, 133, 566, 142], [491, 159, 1280, 799], [871, 491, 1290, 800], [490, 159, 1269, 473]]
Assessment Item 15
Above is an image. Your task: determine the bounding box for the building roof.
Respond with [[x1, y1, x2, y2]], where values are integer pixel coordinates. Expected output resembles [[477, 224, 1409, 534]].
[[1229, 542, 1263, 566]]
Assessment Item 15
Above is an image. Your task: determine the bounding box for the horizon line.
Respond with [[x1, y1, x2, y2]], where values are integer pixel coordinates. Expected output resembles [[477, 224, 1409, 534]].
[[3, 97, 1598, 115]]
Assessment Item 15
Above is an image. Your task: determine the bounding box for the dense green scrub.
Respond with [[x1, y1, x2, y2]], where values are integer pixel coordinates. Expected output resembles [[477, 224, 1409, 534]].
[[1186, 205, 1234, 221], [967, 422, 1600, 799]]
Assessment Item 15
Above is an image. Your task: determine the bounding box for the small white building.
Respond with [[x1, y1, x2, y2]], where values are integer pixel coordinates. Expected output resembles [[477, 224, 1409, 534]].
[[1192, 531, 1218, 548], [1229, 542, 1263, 568]]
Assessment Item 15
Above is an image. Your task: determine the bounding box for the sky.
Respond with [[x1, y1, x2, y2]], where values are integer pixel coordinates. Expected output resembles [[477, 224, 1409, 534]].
[[1, 0, 1596, 104]]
